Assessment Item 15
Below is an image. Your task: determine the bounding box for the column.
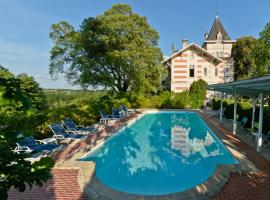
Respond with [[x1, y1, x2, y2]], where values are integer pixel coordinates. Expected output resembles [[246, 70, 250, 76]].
[[233, 93, 237, 135], [256, 93, 264, 152]]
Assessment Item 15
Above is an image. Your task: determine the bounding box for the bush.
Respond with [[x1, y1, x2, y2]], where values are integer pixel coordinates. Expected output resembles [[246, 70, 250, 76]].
[[189, 79, 207, 109], [172, 91, 190, 108]]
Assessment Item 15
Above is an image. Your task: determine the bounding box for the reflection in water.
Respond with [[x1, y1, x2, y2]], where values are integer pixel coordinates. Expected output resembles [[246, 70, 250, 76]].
[[81, 112, 236, 195], [171, 126, 222, 164], [123, 115, 166, 175]]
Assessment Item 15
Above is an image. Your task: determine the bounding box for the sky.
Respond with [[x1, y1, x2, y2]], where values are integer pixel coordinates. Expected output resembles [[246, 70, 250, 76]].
[[0, 0, 269, 89]]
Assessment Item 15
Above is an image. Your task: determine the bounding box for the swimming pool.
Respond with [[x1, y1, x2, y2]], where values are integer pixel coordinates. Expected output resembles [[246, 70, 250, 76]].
[[80, 111, 238, 195]]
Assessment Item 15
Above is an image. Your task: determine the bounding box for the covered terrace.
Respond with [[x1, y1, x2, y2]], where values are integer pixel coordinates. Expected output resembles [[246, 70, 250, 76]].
[[207, 75, 270, 152]]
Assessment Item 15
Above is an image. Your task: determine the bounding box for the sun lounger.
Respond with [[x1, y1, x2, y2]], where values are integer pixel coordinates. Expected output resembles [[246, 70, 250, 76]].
[[49, 123, 88, 140], [112, 107, 123, 118], [14, 136, 62, 154], [62, 118, 95, 134], [121, 105, 134, 114], [24, 151, 50, 163], [99, 109, 120, 124]]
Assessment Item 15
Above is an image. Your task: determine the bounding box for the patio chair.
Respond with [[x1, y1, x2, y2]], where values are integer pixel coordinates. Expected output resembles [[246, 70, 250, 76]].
[[14, 136, 62, 154], [211, 107, 226, 118], [237, 117, 248, 129], [62, 118, 95, 134], [49, 123, 88, 140], [262, 131, 270, 147], [121, 105, 134, 114], [99, 109, 120, 124]]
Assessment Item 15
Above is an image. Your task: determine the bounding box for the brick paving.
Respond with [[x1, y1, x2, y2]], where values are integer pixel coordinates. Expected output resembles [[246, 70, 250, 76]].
[[212, 172, 270, 200], [8, 169, 89, 200]]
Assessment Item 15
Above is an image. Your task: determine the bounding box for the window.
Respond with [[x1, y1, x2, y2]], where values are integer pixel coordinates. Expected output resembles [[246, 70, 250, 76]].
[[216, 52, 224, 58], [215, 68, 218, 77], [189, 65, 195, 78], [217, 31, 222, 41], [224, 68, 229, 77], [189, 51, 195, 60], [204, 67, 207, 76]]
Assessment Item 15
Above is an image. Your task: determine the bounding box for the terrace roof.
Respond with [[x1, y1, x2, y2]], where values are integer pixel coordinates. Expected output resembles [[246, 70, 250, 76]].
[[207, 75, 270, 95]]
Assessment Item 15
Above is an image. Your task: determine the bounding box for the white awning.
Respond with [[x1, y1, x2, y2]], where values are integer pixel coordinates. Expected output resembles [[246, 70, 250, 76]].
[[207, 75, 270, 95]]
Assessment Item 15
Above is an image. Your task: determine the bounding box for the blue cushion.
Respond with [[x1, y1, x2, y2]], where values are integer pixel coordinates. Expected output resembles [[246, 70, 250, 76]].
[[77, 127, 95, 132], [31, 143, 60, 152], [63, 133, 86, 139], [18, 136, 37, 148]]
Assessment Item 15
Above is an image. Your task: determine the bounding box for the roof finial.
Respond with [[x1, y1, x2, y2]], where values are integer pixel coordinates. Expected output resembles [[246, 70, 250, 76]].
[[215, 0, 219, 18]]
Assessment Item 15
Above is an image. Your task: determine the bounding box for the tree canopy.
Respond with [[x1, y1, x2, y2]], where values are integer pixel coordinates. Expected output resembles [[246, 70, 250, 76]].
[[232, 22, 270, 80], [231, 36, 256, 80], [0, 67, 54, 199], [49, 4, 163, 94]]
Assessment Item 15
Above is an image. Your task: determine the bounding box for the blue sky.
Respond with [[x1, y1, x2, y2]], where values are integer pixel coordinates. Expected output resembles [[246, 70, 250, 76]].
[[0, 0, 269, 89]]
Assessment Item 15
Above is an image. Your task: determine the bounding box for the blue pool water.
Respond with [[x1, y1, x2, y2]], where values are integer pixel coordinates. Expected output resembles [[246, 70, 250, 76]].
[[80, 111, 238, 195]]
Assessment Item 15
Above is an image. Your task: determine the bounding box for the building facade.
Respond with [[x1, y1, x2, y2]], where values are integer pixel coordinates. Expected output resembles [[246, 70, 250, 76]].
[[162, 15, 235, 92]]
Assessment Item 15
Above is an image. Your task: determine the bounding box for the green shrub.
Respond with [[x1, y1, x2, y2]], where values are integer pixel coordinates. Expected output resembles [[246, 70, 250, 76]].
[[189, 79, 207, 109], [172, 91, 190, 108]]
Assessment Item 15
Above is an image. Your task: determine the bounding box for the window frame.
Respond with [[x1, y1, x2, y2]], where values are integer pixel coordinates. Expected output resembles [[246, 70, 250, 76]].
[[215, 67, 218, 77], [189, 65, 195, 78], [204, 67, 208, 77]]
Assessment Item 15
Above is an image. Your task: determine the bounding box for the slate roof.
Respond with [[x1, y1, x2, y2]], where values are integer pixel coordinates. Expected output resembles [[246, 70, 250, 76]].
[[207, 15, 231, 40]]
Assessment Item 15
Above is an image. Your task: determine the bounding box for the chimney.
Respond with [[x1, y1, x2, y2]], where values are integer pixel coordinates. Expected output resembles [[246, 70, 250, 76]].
[[182, 39, 189, 48]]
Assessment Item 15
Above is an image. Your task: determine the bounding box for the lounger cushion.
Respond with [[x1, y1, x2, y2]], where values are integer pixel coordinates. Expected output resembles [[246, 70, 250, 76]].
[[63, 118, 95, 132], [18, 137, 37, 148], [31, 143, 61, 152]]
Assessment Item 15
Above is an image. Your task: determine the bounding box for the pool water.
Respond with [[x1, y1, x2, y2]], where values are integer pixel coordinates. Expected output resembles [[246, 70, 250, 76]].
[[80, 112, 238, 195]]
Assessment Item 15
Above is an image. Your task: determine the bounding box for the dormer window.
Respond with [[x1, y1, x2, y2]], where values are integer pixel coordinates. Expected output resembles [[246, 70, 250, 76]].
[[217, 31, 222, 41], [189, 51, 195, 60]]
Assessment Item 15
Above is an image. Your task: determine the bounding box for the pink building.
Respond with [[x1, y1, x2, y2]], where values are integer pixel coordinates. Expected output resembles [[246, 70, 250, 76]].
[[162, 15, 235, 92]]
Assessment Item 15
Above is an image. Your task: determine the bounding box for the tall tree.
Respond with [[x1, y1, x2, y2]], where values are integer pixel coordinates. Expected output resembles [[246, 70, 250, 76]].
[[254, 22, 270, 76], [231, 36, 256, 80], [49, 4, 163, 94], [0, 67, 54, 199]]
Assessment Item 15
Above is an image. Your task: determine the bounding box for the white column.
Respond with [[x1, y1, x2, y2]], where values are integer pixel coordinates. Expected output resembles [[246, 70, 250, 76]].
[[251, 97, 256, 131], [256, 93, 264, 152], [220, 97, 223, 123], [233, 93, 238, 135]]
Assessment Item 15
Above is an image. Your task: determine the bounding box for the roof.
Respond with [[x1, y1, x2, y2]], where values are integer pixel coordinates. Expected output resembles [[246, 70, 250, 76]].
[[207, 75, 270, 95], [206, 15, 231, 41], [162, 43, 223, 64]]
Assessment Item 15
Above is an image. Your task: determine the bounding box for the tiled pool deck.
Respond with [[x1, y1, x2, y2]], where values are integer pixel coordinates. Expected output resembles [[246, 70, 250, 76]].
[[8, 109, 270, 200]]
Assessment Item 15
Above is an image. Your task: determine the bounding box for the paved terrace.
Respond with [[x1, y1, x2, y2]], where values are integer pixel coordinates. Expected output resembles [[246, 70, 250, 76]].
[[8, 110, 270, 200]]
